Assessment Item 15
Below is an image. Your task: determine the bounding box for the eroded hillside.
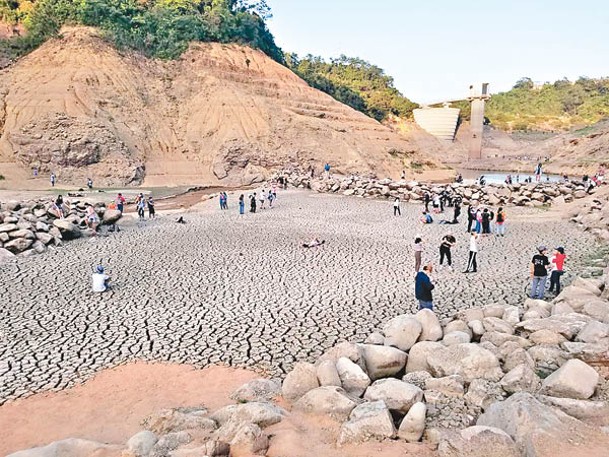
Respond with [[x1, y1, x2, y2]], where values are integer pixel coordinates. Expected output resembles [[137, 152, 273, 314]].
[[0, 27, 441, 188]]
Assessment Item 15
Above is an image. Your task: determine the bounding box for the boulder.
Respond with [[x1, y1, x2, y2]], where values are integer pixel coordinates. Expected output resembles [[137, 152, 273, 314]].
[[398, 402, 426, 442], [561, 341, 609, 361], [415, 309, 443, 341], [438, 426, 519, 457], [540, 359, 599, 400], [293, 386, 358, 421], [537, 395, 609, 421], [36, 232, 54, 245], [502, 347, 535, 372], [425, 375, 465, 397], [552, 301, 575, 315], [483, 304, 506, 318], [402, 371, 432, 390], [231, 379, 281, 402], [464, 379, 505, 409], [444, 319, 472, 338], [210, 402, 285, 428], [52, 219, 81, 240], [502, 306, 521, 325], [516, 313, 593, 339], [102, 209, 123, 225], [35, 221, 49, 232], [6, 438, 123, 457], [427, 343, 503, 382], [477, 392, 609, 456], [171, 441, 230, 457], [363, 379, 423, 413], [582, 301, 609, 323], [316, 360, 341, 387], [361, 344, 407, 380], [364, 332, 385, 345], [127, 430, 158, 457], [405, 341, 444, 373], [460, 308, 484, 323], [336, 357, 371, 396], [500, 364, 541, 394], [0, 223, 17, 233], [383, 315, 422, 351], [0, 248, 16, 261], [4, 237, 33, 253], [317, 342, 364, 370], [529, 329, 567, 345], [576, 321, 609, 344], [230, 423, 269, 456], [527, 345, 568, 374], [482, 317, 514, 335], [282, 362, 320, 401], [468, 320, 485, 338], [9, 228, 35, 239], [337, 401, 397, 445], [145, 407, 215, 435], [442, 331, 471, 345]]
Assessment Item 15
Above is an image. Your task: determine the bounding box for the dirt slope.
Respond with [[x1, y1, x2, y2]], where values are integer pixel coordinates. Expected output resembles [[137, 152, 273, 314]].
[[0, 27, 442, 188]]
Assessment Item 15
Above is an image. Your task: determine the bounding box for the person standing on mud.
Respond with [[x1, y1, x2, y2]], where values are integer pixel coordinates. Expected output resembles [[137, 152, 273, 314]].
[[530, 246, 550, 299], [50, 173, 56, 187], [466, 205, 475, 232], [424, 192, 431, 213], [415, 264, 435, 310], [548, 247, 566, 295], [464, 231, 478, 273], [239, 194, 245, 215], [439, 235, 456, 270], [414, 237, 424, 272], [393, 198, 401, 216], [147, 196, 156, 219], [481, 208, 491, 234], [250, 193, 257, 213], [452, 197, 462, 224], [116, 193, 126, 213], [495, 207, 506, 236]]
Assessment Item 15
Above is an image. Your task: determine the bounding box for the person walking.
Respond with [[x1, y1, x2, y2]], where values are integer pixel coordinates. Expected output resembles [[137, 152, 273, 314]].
[[439, 235, 456, 270], [324, 163, 331, 178], [495, 207, 506, 236], [414, 237, 424, 272], [548, 247, 567, 296], [530, 246, 550, 299], [535, 163, 542, 182], [393, 198, 401, 216], [464, 231, 478, 273], [259, 190, 266, 209], [87, 177, 93, 190], [223, 192, 228, 209], [424, 192, 431, 213], [219, 193, 225, 210], [147, 196, 156, 219], [239, 194, 245, 215], [50, 172, 56, 187], [415, 264, 435, 310], [136, 194, 146, 220], [268, 189, 274, 208]]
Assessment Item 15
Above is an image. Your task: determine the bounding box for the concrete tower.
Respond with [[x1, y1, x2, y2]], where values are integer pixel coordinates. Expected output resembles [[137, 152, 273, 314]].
[[468, 83, 490, 160]]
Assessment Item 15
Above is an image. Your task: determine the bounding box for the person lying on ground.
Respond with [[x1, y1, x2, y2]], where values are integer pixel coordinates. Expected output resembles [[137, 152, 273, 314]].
[[302, 239, 326, 248]]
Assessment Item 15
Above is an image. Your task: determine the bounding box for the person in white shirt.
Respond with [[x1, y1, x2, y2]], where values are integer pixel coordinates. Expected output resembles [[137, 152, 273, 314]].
[[393, 198, 401, 216], [92, 265, 110, 293], [413, 237, 424, 271], [464, 231, 478, 273]]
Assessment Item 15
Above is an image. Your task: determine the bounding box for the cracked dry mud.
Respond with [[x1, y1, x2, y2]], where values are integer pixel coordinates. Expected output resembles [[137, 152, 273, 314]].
[[0, 190, 599, 404]]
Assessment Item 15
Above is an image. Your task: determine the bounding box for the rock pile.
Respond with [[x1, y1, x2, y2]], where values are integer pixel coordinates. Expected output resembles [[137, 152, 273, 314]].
[[276, 273, 609, 455], [570, 195, 609, 242], [280, 170, 594, 207], [0, 199, 122, 261]]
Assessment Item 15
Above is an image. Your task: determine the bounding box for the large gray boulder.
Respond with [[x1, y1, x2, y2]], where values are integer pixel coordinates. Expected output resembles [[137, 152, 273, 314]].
[[361, 344, 407, 380], [230, 423, 269, 456], [415, 309, 443, 341], [127, 431, 158, 456], [383, 315, 422, 351], [405, 341, 444, 373], [438, 426, 520, 457], [537, 395, 609, 421], [336, 357, 371, 396], [0, 247, 16, 262], [52, 219, 81, 240], [293, 386, 358, 421], [427, 343, 503, 382], [540, 359, 599, 400], [363, 379, 423, 413], [500, 364, 541, 394], [102, 209, 123, 225], [477, 392, 609, 456], [4, 237, 33, 253], [337, 401, 396, 445], [316, 360, 342, 387], [282, 362, 320, 401], [210, 402, 285, 429], [231, 379, 281, 402], [398, 401, 426, 442], [576, 321, 609, 344], [145, 407, 215, 435], [516, 313, 593, 340]]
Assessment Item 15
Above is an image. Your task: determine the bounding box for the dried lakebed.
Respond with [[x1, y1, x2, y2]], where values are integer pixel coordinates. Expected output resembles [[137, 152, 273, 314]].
[[0, 190, 603, 403]]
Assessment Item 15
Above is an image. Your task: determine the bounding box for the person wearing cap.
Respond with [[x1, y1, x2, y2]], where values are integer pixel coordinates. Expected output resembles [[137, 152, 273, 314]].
[[92, 265, 111, 293], [530, 246, 550, 299], [549, 247, 567, 295]]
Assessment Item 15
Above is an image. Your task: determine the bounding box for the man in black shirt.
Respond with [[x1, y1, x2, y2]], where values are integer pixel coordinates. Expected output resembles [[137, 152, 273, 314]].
[[530, 246, 550, 299], [439, 235, 456, 270]]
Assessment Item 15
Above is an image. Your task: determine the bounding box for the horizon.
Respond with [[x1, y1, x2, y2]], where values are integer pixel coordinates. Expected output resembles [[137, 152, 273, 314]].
[[267, 0, 609, 104]]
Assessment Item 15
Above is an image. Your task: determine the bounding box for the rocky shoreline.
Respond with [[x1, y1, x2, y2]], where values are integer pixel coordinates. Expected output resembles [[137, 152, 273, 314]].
[[0, 198, 122, 260], [281, 170, 595, 207]]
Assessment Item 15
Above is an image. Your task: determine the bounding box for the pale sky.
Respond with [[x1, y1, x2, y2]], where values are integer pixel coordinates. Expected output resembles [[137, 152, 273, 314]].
[[266, 0, 609, 103]]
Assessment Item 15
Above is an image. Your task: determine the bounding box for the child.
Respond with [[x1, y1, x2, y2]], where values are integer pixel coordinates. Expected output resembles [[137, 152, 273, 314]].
[[92, 265, 110, 293]]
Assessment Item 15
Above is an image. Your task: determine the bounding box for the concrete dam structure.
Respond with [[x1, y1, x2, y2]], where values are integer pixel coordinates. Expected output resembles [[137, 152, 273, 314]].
[[413, 107, 461, 141]]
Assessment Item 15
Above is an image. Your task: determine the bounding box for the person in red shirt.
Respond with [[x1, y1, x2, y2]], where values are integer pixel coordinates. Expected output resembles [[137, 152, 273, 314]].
[[548, 247, 567, 295]]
